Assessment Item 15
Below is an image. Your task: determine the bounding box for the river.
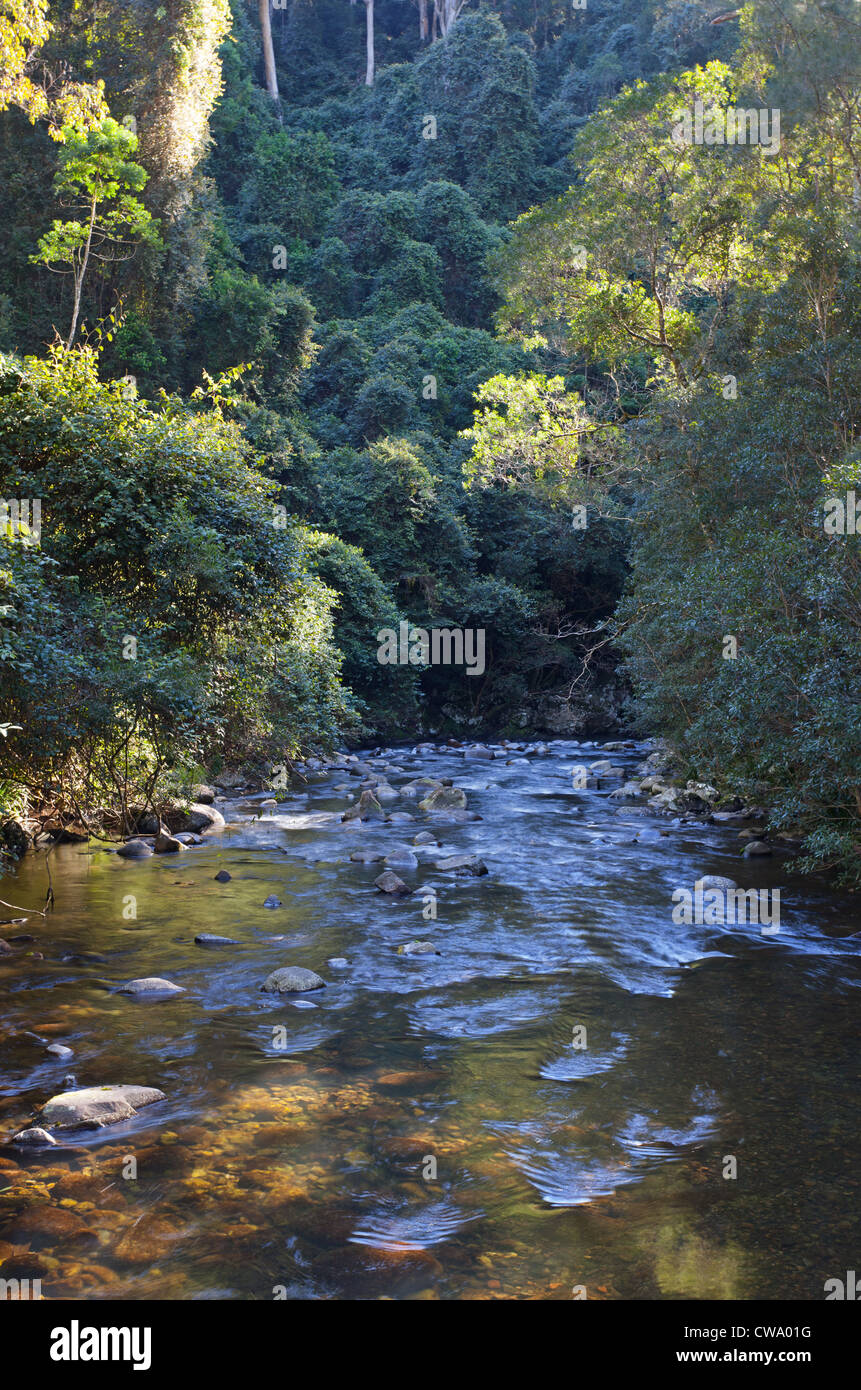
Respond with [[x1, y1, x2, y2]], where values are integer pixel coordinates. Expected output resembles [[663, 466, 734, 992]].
[[1, 739, 859, 1299]]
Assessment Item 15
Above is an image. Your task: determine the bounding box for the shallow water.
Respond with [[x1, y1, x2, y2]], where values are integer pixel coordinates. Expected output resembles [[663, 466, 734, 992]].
[[1, 740, 859, 1300]]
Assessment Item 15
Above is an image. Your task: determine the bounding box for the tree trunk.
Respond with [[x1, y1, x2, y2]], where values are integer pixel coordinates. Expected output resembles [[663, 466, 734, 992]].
[[258, 0, 280, 106], [419, 0, 429, 41], [67, 192, 98, 349], [365, 0, 375, 86]]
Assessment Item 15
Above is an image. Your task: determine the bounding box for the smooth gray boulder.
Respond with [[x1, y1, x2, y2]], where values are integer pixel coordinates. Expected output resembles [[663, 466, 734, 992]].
[[40, 1084, 166, 1130], [118, 977, 185, 996], [413, 831, 438, 846], [261, 967, 325, 994], [384, 846, 419, 869], [10, 1126, 56, 1148], [176, 803, 226, 834], [695, 876, 738, 891], [743, 840, 773, 857], [350, 849, 386, 863], [117, 838, 153, 859], [46, 1043, 74, 1060]]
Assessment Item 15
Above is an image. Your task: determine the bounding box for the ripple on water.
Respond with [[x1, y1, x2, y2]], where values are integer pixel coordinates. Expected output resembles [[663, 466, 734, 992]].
[[539, 1031, 630, 1082], [350, 1199, 481, 1251], [511, 1150, 643, 1207]]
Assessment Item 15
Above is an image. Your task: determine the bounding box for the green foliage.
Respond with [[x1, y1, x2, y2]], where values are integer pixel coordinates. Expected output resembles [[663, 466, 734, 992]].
[[0, 347, 352, 818]]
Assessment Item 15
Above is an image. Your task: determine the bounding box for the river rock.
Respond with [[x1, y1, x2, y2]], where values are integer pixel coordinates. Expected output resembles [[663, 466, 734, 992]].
[[342, 789, 384, 822], [9, 1127, 56, 1148], [397, 941, 439, 956], [0, 938, 12, 955], [119, 977, 185, 996], [374, 870, 411, 895], [384, 847, 419, 869], [117, 839, 154, 859], [173, 803, 226, 834], [40, 1084, 166, 1130], [263, 895, 282, 909], [214, 869, 232, 882], [436, 854, 488, 876], [261, 967, 325, 993], [193, 784, 216, 804], [418, 787, 467, 812], [154, 830, 185, 853], [46, 1043, 74, 1060], [195, 934, 239, 947], [413, 831, 438, 846], [350, 849, 386, 863], [742, 840, 773, 857], [695, 876, 738, 891]]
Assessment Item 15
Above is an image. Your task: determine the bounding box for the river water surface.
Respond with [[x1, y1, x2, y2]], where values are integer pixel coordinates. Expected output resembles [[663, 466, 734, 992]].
[[1, 740, 859, 1299]]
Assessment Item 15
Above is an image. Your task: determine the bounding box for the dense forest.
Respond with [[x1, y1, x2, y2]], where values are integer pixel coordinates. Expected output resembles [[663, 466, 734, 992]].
[[0, 0, 859, 883]]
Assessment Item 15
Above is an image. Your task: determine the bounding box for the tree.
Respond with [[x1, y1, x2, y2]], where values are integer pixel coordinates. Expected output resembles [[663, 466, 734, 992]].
[[31, 116, 160, 348], [258, 0, 280, 108], [364, 0, 374, 87], [0, 0, 104, 133]]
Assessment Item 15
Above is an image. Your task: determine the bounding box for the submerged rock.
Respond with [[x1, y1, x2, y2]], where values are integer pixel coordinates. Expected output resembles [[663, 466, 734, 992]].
[[695, 875, 738, 891], [261, 967, 325, 993], [214, 869, 232, 882], [45, 1043, 74, 1060], [195, 934, 239, 947], [384, 846, 419, 869], [263, 895, 282, 909], [350, 849, 386, 864], [436, 854, 488, 876], [743, 840, 773, 857], [118, 977, 185, 996], [397, 940, 439, 956], [40, 1084, 166, 1130]]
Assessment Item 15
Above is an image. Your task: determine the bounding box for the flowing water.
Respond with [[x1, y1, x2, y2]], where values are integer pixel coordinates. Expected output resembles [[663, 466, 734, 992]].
[[1, 740, 859, 1300]]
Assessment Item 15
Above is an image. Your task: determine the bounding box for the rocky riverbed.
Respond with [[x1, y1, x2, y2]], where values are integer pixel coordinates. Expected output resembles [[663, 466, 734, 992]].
[[0, 738, 859, 1299]]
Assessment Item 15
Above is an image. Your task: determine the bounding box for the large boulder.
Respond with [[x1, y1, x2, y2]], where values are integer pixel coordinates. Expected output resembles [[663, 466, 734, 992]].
[[171, 803, 226, 835], [40, 1085, 166, 1130]]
